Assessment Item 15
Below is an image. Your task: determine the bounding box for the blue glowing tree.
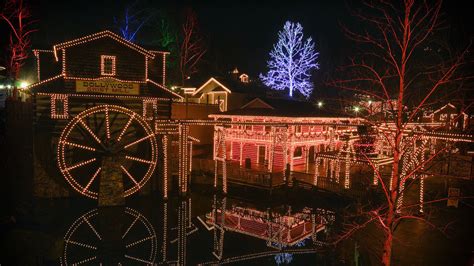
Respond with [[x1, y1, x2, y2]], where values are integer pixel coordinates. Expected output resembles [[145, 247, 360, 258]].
[[260, 21, 319, 98], [114, 2, 152, 43]]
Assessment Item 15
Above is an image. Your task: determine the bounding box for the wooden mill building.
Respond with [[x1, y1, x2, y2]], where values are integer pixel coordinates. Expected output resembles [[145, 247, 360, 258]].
[[28, 30, 182, 198]]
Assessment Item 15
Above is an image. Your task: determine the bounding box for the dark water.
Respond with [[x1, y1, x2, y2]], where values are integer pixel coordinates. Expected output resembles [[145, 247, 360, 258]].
[[2, 179, 473, 265], [0, 185, 351, 265]]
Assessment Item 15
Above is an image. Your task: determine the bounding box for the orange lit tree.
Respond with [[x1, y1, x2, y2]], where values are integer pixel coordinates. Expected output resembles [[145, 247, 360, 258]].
[[329, 0, 472, 265], [1, 0, 36, 80]]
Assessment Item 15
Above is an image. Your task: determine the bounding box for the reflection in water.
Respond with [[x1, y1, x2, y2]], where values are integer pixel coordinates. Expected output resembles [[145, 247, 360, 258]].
[[274, 240, 306, 265], [199, 194, 335, 264], [56, 193, 336, 265], [60, 207, 157, 265]]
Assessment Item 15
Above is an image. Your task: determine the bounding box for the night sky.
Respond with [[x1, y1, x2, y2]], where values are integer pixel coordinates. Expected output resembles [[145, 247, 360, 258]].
[[3, 0, 474, 85]]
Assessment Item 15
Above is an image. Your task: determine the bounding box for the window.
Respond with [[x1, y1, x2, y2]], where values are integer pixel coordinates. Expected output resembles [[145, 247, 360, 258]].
[[143, 99, 157, 120], [439, 113, 447, 121], [51, 95, 68, 119], [293, 147, 303, 158], [101, 55, 116, 76], [295, 125, 302, 134], [215, 99, 225, 112], [239, 74, 249, 83], [265, 125, 272, 132]]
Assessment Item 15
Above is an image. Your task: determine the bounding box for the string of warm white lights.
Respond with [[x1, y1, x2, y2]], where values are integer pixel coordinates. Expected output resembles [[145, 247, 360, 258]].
[[37, 92, 169, 101], [53, 30, 155, 61], [50, 94, 69, 119], [162, 53, 166, 85], [57, 105, 157, 199], [100, 55, 116, 76], [163, 135, 169, 199], [33, 49, 56, 81], [162, 201, 168, 262]]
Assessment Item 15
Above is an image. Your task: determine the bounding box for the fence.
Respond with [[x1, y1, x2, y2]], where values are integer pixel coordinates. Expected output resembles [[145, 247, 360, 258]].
[[291, 171, 343, 193], [192, 158, 285, 189]]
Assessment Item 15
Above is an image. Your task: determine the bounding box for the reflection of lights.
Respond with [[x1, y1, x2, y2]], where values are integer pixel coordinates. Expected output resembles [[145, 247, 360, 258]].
[[61, 207, 157, 265], [368, 100, 372, 105], [274, 239, 307, 265]]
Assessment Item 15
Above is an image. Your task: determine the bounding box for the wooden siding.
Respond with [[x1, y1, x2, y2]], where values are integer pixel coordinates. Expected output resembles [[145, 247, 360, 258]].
[[64, 37, 147, 81]]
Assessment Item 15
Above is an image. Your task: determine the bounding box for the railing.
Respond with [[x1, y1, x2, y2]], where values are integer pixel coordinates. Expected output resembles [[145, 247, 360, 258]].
[[225, 129, 273, 142], [192, 158, 369, 197], [291, 171, 343, 193], [226, 164, 285, 188], [224, 128, 330, 143], [192, 158, 285, 188]]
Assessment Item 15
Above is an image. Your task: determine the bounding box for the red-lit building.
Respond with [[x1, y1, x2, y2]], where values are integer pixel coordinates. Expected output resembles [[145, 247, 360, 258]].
[[422, 102, 470, 130], [210, 98, 361, 173]]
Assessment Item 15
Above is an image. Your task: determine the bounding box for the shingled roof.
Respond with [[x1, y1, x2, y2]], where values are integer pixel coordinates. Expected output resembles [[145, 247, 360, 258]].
[[210, 97, 343, 118]]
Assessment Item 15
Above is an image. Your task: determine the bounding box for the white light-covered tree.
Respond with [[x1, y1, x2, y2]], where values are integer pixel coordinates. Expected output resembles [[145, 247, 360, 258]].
[[260, 21, 319, 98]]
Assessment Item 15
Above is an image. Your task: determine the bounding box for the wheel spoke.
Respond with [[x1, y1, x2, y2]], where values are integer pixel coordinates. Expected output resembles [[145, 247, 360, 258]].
[[125, 155, 154, 164], [73, 256, 97, 265], [120, 165, 139, 186], [105, 106, 111, 139], [124, 254, 153, 264], [122, 214, 140, 239], [110, 111, 120, 132], [83, 215, 102, 240], [117, 113, 135, 142], [65, 239, 97, 250], [114, 128, 137, 139], [78, 119, 102, 144], [62, 141, 96, 151], [63, 158, 96, 172], [124, 133, 154, 149], [82, 167, 101, 193], [93, 103, 98, 132], [125, 235, 155, 248]]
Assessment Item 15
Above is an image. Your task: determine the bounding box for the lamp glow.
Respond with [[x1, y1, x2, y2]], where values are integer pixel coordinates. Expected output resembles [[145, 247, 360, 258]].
[[19, 81, 29, 89]]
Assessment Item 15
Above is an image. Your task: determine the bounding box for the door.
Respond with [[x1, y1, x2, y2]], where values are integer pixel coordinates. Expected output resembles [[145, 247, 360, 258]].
[[309, 146, 315, 163], [258, 146, 266, 165]]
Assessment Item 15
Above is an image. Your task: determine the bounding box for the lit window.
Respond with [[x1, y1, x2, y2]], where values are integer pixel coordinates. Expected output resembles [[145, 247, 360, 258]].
[[239, 74, 249, 83], [101, 55, 116, 76], [51, 95, 68, 119]]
